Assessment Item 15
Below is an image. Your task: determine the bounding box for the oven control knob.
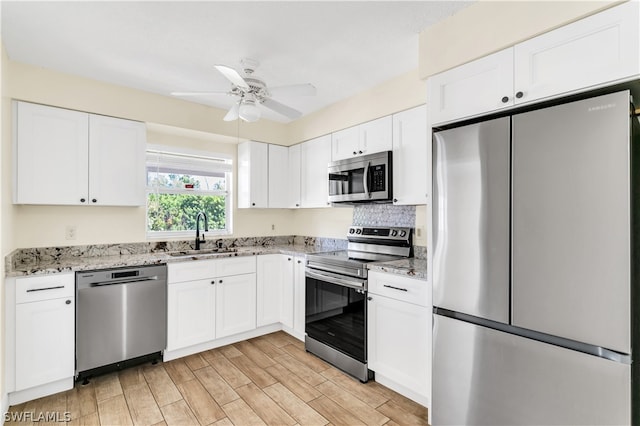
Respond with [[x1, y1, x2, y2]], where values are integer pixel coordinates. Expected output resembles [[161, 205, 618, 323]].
[[391, 230, 398, 237], [356, 228, 362, 234], [400, 230, 407, 237], [349, 228, 355, 234]]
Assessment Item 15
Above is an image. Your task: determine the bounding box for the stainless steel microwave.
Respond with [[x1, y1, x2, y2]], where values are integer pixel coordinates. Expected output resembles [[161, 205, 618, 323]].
[[328, 151, 392, 203]]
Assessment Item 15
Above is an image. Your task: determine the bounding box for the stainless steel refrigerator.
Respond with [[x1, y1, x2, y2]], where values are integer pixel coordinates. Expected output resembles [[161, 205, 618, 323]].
[[432, 90, 640, 425]]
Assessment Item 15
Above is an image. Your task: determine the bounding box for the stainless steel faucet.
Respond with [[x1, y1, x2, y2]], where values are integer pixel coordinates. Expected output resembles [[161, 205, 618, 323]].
[[195, 211, 208, 250]]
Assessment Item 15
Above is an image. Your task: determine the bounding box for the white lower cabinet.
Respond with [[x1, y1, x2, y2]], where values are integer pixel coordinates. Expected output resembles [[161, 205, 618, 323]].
[[167, 279, 216, 351], [6, 273, 75, 404], [367, 271, 431, 407], [167, 257, 257, 351], [16, 296, 75, 391], [216, 273, 257, 338], [292, 256, 306, 337]]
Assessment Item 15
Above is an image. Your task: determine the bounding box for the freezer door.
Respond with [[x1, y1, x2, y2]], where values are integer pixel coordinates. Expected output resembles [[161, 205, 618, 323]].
[[432, 315, 631, 426], [512, 91, 630, 354], [432, 117, 510, 323]]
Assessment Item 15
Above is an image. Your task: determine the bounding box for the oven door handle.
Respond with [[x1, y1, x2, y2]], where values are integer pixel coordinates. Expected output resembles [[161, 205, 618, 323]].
[[306, 269, 366, 290]]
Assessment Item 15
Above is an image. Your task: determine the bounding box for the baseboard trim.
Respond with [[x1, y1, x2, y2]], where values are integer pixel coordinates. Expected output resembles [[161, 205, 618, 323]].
[[7, 378, 74, 406]]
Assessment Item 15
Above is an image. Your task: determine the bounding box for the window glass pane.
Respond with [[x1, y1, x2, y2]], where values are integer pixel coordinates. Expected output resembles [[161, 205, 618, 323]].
[[147, 193, 226, 232], [147, 171, 226, 191]]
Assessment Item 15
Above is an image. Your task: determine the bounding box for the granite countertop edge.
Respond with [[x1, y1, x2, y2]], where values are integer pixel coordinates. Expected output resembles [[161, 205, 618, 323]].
[[7, 244, 427, 280]]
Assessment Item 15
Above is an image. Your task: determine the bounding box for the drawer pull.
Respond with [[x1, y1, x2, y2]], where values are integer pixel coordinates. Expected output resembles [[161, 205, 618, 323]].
[[383, 284, 408, 292], [26, 285, 65, 293]]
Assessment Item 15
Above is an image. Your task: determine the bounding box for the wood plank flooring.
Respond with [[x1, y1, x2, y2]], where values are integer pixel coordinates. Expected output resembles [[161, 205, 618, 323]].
[[6, 331, 428, 426]]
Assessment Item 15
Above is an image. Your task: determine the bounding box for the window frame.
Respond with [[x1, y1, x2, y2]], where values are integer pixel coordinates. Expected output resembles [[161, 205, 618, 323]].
[[145, 144, 233, 239]]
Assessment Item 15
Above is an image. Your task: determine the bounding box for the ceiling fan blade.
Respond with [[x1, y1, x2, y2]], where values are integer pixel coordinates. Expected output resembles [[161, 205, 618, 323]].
[[262, 98, 303, 120], [223, 102, 240, 121], [214, 65, 250, 90], [269, 83, 317, 97], [171, 91, 229, 97]]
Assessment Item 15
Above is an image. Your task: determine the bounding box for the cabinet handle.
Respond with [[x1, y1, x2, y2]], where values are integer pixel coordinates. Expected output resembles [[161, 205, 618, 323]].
[[296, 203, 300, 207], [393, 198, 398, 203], [367, 296, 373, 301], [92, 198, 97, 203], [80, 198, 86, 203], [211, 280, 216, 285], [65, 300, 71, 305], [501, 96, 509, 103], [358, 150, 363, 154], [515, 91, 524, 99], [297, 260, 302, 264], [288, 258, 292, 261], [219, 279, 223, 284], [26, 285, 65, 293], [252, 202, 256, 206], [383, 284, 408, 292], [353, 151, 357, 155]]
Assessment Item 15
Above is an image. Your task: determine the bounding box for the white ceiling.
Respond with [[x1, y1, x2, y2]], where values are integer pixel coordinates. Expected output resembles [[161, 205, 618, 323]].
[[1, 1, 472, 123]]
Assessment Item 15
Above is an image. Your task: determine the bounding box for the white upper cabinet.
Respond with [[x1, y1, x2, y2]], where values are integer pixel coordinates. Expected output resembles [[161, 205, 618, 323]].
[[288, 144, 302, 208], [301, 135, 331, 208], [428, 1, 640, 125], [88, 114, 146, 206], [268, 144, 290, 208], [427, 48, 515, 125], [13, 101, 146, 206], [237, 141, 268, 208], [14, 102, 89, 205], [514, 1, 639, 106], [331, 116, 392, 161], [392, 105, 428, 206]]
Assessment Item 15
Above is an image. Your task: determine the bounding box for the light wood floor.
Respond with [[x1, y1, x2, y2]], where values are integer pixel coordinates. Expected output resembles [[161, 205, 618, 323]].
[[6, 331, 429, 426]]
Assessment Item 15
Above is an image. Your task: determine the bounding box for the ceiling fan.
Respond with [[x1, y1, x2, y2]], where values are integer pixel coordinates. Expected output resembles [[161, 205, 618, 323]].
[[171, 58, 316, 122]]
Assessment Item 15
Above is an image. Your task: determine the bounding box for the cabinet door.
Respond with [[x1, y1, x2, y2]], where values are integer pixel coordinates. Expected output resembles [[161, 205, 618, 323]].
[[280, 256, 295, 329], [392, 105, 428, 205], [427, 48, 514, 125], [237, 141, 268, 208], [15, 297, 75, 391], [167, 279, 216, 351], [88, 115, 146, 206], [293, 256, 306, 336], [216, 273, 256, 338], [300, 135, 331, 208], [256, 255, 283, 327], [360, 116, 392, 156], [368, 293, 430, 402], [331, 126, 359, 161], [288, 144, 302, 208], [268, 144, 289, 208], [514, 1, 640, 106], [14, 102, 89, 205]]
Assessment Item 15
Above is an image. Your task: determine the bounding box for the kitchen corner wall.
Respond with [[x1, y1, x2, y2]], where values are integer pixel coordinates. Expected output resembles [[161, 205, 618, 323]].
[[2, 57, 427, 249]]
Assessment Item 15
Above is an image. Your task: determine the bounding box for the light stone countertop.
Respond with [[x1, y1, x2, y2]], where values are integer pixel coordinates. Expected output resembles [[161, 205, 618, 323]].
[[6, 243, 426, 280]]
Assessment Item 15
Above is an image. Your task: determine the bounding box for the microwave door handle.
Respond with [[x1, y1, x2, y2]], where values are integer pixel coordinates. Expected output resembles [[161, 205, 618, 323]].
[[363, 161, 371, 198]]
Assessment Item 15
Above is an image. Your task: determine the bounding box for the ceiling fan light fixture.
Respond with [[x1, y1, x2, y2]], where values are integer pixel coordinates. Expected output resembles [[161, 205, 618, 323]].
[[239, 99, 261, 122]]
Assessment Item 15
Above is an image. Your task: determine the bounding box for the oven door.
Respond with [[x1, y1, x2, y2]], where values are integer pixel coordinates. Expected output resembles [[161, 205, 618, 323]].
[[305, 268, 367, 362]]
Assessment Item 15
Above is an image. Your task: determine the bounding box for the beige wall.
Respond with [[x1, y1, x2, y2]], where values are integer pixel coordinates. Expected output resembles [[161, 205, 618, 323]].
[[418, 0, 620, 79]]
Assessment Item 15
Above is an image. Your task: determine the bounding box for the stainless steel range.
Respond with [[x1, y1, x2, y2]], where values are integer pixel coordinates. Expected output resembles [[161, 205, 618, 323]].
[[304, 226, 412, 382]]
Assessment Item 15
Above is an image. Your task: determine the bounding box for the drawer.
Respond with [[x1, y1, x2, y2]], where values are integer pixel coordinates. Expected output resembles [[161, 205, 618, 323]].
[[217, 256, 256, 277], [168, 259, 216, 283], [16, 273, 74, 304], [368, 271, 429, 307]]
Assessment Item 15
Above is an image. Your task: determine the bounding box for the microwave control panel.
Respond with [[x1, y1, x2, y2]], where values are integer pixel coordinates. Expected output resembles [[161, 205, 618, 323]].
[[371, 165, 386, 191]]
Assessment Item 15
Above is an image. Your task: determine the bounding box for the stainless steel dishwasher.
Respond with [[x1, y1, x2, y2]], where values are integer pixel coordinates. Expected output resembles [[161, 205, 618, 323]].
[[76, 264, 167, 381]]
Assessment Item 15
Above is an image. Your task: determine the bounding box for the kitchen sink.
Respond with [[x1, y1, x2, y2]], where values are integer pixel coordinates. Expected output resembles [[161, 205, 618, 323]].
[[168, 248, 237, 257]]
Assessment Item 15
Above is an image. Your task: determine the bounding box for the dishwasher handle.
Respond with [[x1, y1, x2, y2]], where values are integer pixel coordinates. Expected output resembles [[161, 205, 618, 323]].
[[80, 275, 161, 289]]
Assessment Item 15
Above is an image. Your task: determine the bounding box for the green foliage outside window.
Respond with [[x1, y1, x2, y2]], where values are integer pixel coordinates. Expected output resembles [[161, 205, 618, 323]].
[[147, 172, 228, 233]]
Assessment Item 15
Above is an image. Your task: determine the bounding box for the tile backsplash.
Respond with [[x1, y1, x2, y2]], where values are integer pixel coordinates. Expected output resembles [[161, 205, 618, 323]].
[[352, 204, 416, 228]]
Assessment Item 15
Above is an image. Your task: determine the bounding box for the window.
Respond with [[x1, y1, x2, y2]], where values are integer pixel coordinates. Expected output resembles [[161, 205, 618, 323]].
[[146, 146, 232, 237]]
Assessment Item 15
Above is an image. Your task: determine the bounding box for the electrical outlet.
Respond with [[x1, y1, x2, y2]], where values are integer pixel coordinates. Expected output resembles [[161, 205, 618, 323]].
[[271, 224, 275, 231], [65, 225, 77, 240], [416, 227, 424, 238]]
